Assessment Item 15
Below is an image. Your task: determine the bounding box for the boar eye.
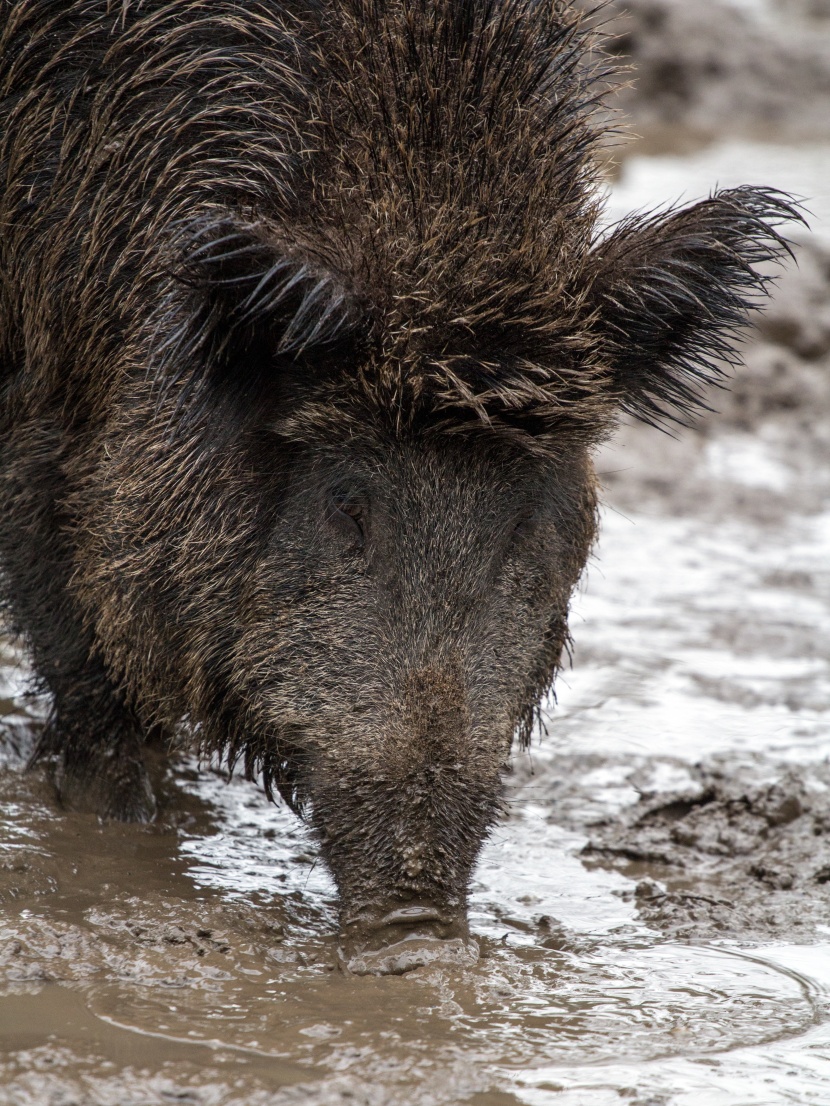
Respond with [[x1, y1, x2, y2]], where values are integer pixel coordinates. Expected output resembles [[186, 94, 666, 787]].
[[327, 490, 365, 551], [511, 508, 536, 542]]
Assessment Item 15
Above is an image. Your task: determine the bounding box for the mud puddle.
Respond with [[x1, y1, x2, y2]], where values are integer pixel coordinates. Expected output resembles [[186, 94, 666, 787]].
[[3, 148, 830, 1104], [0, 735, 827, 1105]]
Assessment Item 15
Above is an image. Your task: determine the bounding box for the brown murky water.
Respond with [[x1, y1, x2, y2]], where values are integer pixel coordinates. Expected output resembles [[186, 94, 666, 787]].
[[3, 49, 830, 1106]]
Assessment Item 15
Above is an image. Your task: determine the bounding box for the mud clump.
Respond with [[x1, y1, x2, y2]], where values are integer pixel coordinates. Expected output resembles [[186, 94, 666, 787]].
[[340, 935, 479, 976], [585, 766, 830, 940]]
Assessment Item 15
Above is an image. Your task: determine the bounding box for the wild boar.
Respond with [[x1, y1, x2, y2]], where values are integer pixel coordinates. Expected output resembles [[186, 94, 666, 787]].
[[0, 0, 798, 966]]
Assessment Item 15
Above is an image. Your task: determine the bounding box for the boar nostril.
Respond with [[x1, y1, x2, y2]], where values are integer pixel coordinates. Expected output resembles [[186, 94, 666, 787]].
[[374, 904, 444, 929]]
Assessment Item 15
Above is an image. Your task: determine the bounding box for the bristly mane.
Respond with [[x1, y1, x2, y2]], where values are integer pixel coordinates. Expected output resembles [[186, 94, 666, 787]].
[[313, 0, 609, 340], [307, 0, 619, 440]]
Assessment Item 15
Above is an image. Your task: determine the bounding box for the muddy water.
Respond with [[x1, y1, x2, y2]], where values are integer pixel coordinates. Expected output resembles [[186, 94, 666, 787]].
[[2, 149, 830, 1104]]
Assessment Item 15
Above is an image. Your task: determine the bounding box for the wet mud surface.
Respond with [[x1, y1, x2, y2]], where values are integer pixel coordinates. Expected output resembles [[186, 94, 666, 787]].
[[584, 767, 830, 941], [3, 3, 830, 1102]]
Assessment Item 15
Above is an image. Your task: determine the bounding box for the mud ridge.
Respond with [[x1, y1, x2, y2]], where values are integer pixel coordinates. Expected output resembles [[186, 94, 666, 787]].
[[583, 761, 830, 941]]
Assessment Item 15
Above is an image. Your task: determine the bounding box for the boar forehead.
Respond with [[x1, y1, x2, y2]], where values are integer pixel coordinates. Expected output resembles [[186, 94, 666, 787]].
[[255, 425, 595, 693], [284, 421, 592, 561]]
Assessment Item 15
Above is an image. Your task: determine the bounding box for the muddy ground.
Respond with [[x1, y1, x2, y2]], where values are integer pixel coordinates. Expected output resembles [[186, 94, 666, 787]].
[[596, 0, 830, 146]]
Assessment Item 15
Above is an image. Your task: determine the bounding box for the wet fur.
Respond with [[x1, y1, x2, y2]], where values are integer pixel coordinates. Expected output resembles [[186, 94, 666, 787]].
[[0, 0, 800, 918]]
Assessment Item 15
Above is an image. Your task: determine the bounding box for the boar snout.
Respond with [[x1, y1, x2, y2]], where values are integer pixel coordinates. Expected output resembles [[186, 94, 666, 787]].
[[308, 664, 506, 966]]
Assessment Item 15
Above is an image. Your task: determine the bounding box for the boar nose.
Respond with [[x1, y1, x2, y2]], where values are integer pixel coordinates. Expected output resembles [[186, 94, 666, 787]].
[[372, 904, 445, 928], [337, 900, 479, 975], [341, 899, 460, 937]]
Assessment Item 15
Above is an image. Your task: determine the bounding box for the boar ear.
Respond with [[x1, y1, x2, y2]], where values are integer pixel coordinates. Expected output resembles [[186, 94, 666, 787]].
[[160, 217, 360, 405], [588, 187, 804, 427], [183, 218, 358, 350]]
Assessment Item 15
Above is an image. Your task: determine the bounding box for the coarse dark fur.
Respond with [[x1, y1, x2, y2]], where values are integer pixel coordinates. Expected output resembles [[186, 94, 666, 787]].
[[0, 0, 801, 932]]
